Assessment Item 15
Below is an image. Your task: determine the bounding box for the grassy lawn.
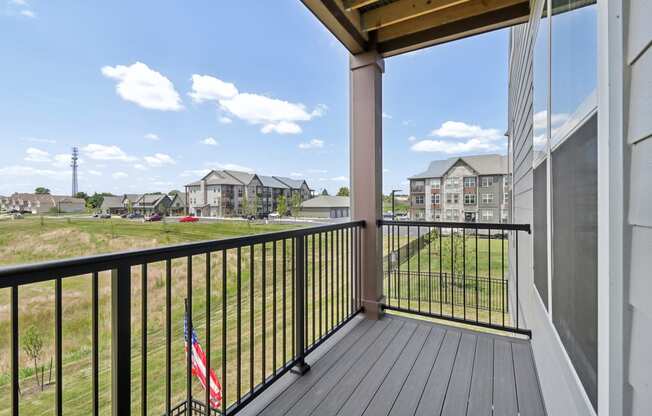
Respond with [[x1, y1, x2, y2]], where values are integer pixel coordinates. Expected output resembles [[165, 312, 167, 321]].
[[0, 217, 360, 415]]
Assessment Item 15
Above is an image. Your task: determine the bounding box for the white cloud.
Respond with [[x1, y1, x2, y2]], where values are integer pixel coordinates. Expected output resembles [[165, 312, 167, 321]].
[[430, 121, 502, 140], [24, 147, 50, 162], [181, 169, 211, 178], [144, 133, 160, 141], [0, 165, 67, 178], [218, 116, 232, 124], [144, 153, 176, 167], [189, 74, 238, 102], [382, 112, 392, 119], [289, 172, 304, 178], [52, 154, 73, 167], [133, 164, 148, 171], [101, 62, 183, 111], [319, 176, 348, 182], [262, 120, 302, 134], [87, 170, 102, 176], [298, 139, 324, 149], [407, 136, 417, 142], [307, 168, 327, 174], [204, 162, 253, 173], [200, 137, 218, 146], [533, 110, 569, 131], [20, 9, 35, 18], [190, 74, 324, 134], [411, 138, 504, 154], [83, 144, 136, 161], [112, 172, 128, 179]]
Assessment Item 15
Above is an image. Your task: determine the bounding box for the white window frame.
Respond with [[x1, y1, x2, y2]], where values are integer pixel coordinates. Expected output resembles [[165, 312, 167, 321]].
[[431, 194, 440, 204], [463, 177, 476, 187], [464, 194, 476, 204], [482, 193, 494, 204], [481, 176, 494, 187]]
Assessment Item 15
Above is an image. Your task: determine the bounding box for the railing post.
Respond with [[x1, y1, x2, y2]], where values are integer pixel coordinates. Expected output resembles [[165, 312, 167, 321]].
[[111, 265, 131, 416], [293, 234, 310, 375]]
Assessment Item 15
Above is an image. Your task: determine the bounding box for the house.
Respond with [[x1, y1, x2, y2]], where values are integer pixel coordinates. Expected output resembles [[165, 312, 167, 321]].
[[299, 195, 350, 218], [0, 193, 85, 214], [99, 196, 125, 215], [185, 170, 311, 217], [168, 193, 186, 216], [132, 194, 172, 216], [408, 154, 511, 223], [121, 194, 142, 212]]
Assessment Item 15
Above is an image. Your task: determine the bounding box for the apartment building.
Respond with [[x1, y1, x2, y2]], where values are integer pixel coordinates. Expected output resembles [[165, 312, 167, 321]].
[[0, 193, 85, 214], [185, 170, 310, 217], [408, 154, 510, 223]]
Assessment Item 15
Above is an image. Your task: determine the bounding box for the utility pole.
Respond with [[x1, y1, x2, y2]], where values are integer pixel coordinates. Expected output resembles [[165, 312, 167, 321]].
[[71, 147, 79, 197], [391, 189, 401, 220]]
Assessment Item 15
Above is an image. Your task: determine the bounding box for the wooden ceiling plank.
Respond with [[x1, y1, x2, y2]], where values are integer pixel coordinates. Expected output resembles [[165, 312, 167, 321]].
[[377, 0, 527, 41], [378, 1, 530, 56], [361, 0, 471, 31], [300, 0, 368, 53], [343, 0, 381, 11]]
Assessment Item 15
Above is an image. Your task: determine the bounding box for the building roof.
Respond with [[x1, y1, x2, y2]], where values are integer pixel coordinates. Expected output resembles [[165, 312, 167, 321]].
[[100, 196, 124, 209], [123, 194, 142, 202], [169, 193, 187, 206], [301, 195, 349, 209], [274, 176, 307, 189], [135, 194, 168, 206], [223, 170, 255, 185], [257, 175, 289, 189], [409, 154, 508, 179]]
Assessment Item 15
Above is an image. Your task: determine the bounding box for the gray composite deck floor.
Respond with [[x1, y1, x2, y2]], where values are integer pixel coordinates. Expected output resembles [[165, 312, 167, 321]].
[[251, 314, 546, 416]]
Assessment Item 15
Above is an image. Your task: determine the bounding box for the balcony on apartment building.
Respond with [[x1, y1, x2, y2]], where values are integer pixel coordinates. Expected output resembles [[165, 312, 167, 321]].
[[0, 1, 549, 416]]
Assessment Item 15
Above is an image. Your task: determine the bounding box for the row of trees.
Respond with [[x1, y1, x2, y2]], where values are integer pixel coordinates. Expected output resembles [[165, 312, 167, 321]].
[[320, 186, 349, 197]]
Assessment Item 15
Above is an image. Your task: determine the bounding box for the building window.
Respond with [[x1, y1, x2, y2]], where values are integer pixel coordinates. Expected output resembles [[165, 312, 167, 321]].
[[446, 209, 452, 219], [504, 192, 510, 204], [431, 194, 440, 204], [464, 194, 476, 204], [481, 193, 494, 204], [445, 177, 461, 189], [431, 179, 441, 189], [481, 177, 493, 187], [446, 193, 459, 204], [481, 209, 493, 221], [463, 177, 476, 188], [237, 188, 243, 197], [415, 195, 424, 204]]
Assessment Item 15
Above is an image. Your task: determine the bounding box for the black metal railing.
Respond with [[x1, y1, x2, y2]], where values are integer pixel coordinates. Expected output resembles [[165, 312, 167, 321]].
[[0, 220, 364, 416], [379, 219, 530, 336]]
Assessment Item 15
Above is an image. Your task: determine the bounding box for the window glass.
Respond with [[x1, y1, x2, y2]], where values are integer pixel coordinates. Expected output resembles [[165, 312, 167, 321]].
[[551, 0, 597, 136], [533, 0, 549, 154]]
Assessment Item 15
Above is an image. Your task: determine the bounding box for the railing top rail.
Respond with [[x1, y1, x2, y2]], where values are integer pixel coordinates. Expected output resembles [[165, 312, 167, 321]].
[[378, 219, 531, 233], [0, 219, 365, 288]]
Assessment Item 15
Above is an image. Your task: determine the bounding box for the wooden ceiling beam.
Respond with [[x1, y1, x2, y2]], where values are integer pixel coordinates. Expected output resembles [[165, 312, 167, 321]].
[[343, 0, 381, 10], [377, 0, 527, 41], [361, 0, 471, 32], [378, 1, 530, 56], [300, 0, 369, 54]]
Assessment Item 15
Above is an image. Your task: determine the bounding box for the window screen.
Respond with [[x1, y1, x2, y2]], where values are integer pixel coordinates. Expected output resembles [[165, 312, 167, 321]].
[[533, 162, 548, 309]]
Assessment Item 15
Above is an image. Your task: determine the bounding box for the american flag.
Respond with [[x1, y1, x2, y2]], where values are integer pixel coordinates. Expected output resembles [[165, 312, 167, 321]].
[[185, 313, 223, 409]]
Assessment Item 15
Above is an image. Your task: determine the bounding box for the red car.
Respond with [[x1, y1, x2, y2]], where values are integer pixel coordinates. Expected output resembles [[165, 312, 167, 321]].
[[179, 215, 199, 223]]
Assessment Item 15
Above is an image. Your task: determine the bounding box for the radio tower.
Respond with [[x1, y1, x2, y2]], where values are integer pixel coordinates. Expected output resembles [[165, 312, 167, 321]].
[[71, 147, 79, 197]]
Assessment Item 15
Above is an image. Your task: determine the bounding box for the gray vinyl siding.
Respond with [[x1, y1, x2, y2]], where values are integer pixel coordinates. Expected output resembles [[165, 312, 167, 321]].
[[625, 1, 652, 413]]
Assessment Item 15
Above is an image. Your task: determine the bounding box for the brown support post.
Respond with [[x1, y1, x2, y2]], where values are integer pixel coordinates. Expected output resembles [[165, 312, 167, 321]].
[[350, 50, 385, 319], [111, 266, 131, 416]]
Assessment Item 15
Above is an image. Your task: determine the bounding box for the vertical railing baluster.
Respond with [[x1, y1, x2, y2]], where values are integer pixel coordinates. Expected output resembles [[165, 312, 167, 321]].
[[450, 228, 454, 318], [397, 225, 401, 309], [330, 230, 334, 330], [294, 235, 310, 374], [262, 242, 266, 384], [476, 228, 479, 322], [502, 233, 506, 328], [439, 227, 443, 315], [10, 284, 18, 416], [282, 240, 287, 365], [386, 225, 391, 305], [141, 264, 147, 416], [348, 227, 352, 316], [112, 264, 131, 416], [516, 231, 520, 329], [325, 232, 329, 332], [291, 238, 295, 359], [165, 259, 172, 415], [222, 250, 227, 415], [273, 242, 277, 374], [417, 226, 421, 312], [463, 229, 466, 321], [406, 226, 410, 310], [249, 245, 254, 394], [319, 233, 323, 338], [55, 277, 62, 416], [205, 253, 211, 412], [92, 272, 99, 416], [311, 234, 315, 345], [488, 228, 492, 324], [428, 227, 432, 315], [335, 229, 339, 324], [236, 247, 241, 403], [186, 257, 193, 411]]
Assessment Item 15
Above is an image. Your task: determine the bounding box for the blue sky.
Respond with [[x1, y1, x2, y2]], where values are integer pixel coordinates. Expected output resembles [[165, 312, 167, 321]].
[[0, 0, 509, 196]]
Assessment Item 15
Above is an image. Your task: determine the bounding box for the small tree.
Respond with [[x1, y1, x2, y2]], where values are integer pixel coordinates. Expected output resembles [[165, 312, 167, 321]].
[[74, 191, 88, 200], [321, 189, 329, 196], [23, 325, 44, 390], [34, 187, 50, 195], [290, 192, 302, 217], [277, 195, 287, 217], [336, 186, 349, 197]]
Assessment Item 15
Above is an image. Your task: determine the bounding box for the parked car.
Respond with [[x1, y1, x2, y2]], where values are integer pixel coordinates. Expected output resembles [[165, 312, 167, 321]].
[[268, 212, 280, 219], [92, 212, 100, 218], [99, 213, 111, 219], [395, 213, 409, 221], [12, 213, 23, 220], [145, 213, 162, 222], [120, 213, 128, 218], [127, 213, 143, 219], [179, 215, 199, 223]]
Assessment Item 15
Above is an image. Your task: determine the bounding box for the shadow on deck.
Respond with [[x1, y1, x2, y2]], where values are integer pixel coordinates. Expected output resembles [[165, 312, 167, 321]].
[[241, 314, 546, 416]]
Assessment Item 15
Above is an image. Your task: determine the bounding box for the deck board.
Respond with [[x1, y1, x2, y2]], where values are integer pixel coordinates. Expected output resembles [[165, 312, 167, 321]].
[[250, 315, 546, 416]]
